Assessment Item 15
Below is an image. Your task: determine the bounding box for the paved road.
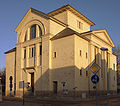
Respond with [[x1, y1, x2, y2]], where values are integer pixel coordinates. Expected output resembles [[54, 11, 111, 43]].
[[0, 101, 44, 106], [1, 100, 120, 106], [1, 96, 120, 106]]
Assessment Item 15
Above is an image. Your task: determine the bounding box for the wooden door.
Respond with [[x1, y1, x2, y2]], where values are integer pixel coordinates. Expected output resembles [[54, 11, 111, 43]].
[[53, 81, 57, 94]]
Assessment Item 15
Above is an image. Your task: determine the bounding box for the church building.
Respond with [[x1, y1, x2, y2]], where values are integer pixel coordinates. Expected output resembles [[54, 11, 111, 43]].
[[5, 5, 117, 98]]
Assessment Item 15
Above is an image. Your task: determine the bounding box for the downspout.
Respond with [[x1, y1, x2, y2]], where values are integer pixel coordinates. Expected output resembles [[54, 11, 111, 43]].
[[88, 41, 90, 98]]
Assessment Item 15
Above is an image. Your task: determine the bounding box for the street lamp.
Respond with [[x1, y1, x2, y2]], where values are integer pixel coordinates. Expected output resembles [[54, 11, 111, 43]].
[[100, 47, 109, 106]]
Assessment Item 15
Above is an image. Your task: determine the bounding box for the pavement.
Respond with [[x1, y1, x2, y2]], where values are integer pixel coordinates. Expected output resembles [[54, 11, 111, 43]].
[[1, 94, 120, 106]]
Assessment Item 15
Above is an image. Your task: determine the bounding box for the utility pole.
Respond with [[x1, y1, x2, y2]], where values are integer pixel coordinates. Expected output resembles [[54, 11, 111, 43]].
[[100, 47, 109, 106]]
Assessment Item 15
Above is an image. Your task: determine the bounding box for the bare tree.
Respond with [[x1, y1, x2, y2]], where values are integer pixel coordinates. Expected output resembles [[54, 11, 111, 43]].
[[113, 44, 120, 65], [0, 67, 6, 95]]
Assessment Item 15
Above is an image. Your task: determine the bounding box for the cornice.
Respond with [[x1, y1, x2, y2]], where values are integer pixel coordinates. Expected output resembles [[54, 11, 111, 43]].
[[48, 5, 95, 26]]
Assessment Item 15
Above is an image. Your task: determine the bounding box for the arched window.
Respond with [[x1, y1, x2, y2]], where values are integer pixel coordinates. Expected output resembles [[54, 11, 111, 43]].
[[30, 25, 36, 40], [24, 31, 27, 41], [39, 26, 42, 37]]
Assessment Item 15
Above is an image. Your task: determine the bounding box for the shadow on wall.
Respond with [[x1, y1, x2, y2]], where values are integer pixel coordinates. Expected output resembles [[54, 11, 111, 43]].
[[7, 53, 117, 98]]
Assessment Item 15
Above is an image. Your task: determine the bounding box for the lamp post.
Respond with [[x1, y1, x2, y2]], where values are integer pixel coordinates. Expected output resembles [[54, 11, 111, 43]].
[[100, 47, 109, 106]]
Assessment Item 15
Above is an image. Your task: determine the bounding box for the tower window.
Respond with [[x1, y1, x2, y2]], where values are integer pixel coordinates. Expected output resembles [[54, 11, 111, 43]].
[[77, 20, 83, 29]]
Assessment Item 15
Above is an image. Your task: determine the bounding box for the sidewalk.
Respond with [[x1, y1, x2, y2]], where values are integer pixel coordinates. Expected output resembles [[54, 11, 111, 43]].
[[2, 94, 120, 106]]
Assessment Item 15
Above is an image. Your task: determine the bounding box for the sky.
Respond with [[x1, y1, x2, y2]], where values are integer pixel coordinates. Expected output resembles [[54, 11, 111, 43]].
[[0, 0, 120, 68]]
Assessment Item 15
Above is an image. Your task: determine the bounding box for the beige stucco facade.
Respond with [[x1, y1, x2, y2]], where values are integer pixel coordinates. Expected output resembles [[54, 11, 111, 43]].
[[5, 5, 117, 98]]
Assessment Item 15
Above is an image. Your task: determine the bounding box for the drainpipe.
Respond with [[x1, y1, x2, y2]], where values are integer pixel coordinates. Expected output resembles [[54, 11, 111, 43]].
[[88, 42, 90, 98]]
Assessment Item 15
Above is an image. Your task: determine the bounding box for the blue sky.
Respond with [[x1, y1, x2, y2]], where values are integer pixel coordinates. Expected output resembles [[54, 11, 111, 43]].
[[0, 0, 120, 68]]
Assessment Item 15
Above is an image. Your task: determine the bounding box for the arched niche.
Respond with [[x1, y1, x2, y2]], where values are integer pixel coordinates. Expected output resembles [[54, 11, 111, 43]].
[[18, 19, 45, 43]]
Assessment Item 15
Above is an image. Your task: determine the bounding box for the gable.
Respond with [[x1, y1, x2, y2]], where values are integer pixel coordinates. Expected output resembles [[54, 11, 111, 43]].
[[15, 8, 50, 32], [15, 8, 67, 33], [93, 30, 115, 47]]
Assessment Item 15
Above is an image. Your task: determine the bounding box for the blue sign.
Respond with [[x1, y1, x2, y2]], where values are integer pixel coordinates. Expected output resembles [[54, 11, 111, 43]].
[[61, 82, 66, 86], [91, 74, 99, 84], [24, 82, 30, 88], [19, 81, 30, 88]]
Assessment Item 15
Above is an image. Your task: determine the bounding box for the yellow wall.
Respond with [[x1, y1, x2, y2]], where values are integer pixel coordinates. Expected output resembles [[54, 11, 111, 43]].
[[53, 11, 68, 24], [6, 51, 15, 96], [51, 35, 75, 90], [52, 10, 91, 33], [74, 35, 89, 91], [67, 11, 90, 33]]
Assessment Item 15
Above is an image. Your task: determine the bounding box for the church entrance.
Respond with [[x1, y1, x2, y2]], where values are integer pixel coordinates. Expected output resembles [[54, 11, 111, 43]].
[[31, 73, 34, 93]]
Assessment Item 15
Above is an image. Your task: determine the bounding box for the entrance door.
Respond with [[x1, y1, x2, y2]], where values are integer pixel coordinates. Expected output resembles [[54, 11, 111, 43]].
[[31, 73, 34, 92], [53, 81, 57, 94]]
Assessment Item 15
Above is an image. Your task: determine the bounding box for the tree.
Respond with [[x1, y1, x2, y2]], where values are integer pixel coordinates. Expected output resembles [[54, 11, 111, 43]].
[[113, 44, 120, 65], [0, 67, 6, 95]]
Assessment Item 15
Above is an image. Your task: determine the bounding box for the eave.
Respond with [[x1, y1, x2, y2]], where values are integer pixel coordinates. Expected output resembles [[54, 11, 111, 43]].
[[48, 4, 95, 26], [5, 47, 16, 54]]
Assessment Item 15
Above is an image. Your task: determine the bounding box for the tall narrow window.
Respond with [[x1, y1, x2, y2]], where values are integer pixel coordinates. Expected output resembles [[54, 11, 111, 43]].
[[40, 45, 42, 65], [80, 69, 82, 76], [32, 47, 34, 57], [86, 70, 88, 76], [24, 31, 27, 41], [40, 45, 42, 55], [113, 64, 115, 72], [39, 26, 42, 37], [86, 52, 87, 58], [77, 20, 83, 29], [54, 52, 56, 58], [24, 48, 26, 59], [29, 46, 35, 58], [80, 50, 82, 56], [30, 25, 36, 39]]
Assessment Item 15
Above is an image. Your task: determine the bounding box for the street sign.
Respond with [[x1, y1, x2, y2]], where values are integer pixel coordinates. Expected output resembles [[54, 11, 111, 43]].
[[90, 62, 100, 74], [91, 74, 99, 84], [24, 82, 30, 88], [19, 81, 30, 88], [61, 82, 66, 86], [19, 81, 23, 88], [93, 85, 96, 89]]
